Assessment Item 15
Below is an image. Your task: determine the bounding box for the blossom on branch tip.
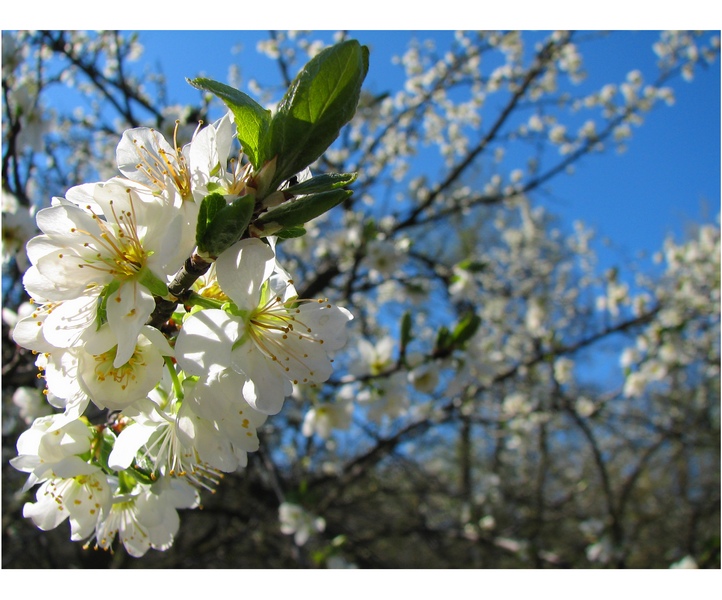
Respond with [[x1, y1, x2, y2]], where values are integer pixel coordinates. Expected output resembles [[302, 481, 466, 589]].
[[279, 502, 325, 546]]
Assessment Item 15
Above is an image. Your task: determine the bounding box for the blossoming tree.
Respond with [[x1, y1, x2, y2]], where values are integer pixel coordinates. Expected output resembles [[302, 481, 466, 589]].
[[2, 30, 719, 568]]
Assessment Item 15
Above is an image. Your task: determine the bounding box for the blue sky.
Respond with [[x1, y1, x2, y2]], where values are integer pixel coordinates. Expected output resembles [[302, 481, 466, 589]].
[[133, 30, 720, 272]]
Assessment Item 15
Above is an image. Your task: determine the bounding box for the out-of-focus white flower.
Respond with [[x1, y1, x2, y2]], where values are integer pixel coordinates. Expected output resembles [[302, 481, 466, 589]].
[[8, 82, 55, 152], [279, 502, 325, 546], [2, 188, 35, 270], [326, 555, 358, 569], [357, 371, 409, 423], [553, 357, 574, 384], [548, 124, 566, 144], [12, 386, 52, 425], [302, 392, 353, 440], [670, 555, 698, 569], [525, 298, 546, 337], [502, 392, 533, 417], [408, 361, 440, 394], [623, 371, 647, 398], [575, 396, 596, 418], [586, 536, 613, 564], [352, 336, 395, 377], [363, 238, 405, 280]]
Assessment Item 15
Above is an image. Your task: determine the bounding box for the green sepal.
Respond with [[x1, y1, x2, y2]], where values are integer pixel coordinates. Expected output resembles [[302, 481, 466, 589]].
[[187, 77, 271, 169], [284, 172, 357, 195], [126, 464, 156, 486], [199, 194, 255, 257], [196, 193, 228, 249], [222, 301, 249, 320], [255, 188, 352, 231], [122, 446, 158, 486], [138, 266, 169, 297], [90, 427, 116, 474], [96, 279, 121, 328], [267, 40, 369, 190]]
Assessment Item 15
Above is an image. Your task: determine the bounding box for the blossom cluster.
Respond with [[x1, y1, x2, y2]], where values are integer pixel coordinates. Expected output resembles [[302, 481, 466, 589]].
[[10, 115, 353, 557]]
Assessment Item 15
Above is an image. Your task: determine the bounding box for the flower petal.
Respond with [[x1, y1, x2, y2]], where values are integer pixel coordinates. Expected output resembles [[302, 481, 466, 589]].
[[216, 239, 275, 312], [175, 309, 242, 376]]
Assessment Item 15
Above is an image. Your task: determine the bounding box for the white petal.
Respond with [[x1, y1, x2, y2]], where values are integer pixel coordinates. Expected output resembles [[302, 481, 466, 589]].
[[106, 282, 155, 367], [52, 456, 99, 479], [140, 325, 175, 357], [175, 309, 241, 376], [233, 346, 290, 415], [23, 482, 68, 531], [116, 128, 174, 185], [216, 238, 275, 312], [42, 295, 98, 348], [35, 203, 101, 243], [108, 422, 157, 470]]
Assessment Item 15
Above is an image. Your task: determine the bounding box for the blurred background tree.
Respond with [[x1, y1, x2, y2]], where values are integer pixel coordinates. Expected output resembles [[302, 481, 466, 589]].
[[2, 28, 719, 569]]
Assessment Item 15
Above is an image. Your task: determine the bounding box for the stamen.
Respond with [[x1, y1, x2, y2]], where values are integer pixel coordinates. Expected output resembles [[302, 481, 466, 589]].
[[246, 288, 330, 382]]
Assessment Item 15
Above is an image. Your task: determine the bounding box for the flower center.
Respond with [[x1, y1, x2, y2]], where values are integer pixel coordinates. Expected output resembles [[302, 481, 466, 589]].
[[94, 345, 146, 390], [71, 192, 149, 281], [194, 266, 230, 302]]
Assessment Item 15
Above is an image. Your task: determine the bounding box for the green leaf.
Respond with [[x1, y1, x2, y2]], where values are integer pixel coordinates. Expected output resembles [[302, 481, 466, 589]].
[[127, 464, 156, 486], [254, 188, 352, 233], [284, 172, 357, 195], [451, 313, 481, 348], [187, 77, 271, 168], [199, 194, 255, 257], [276, 226, 307, 239], [196, 193, 228, 248], [400, 311, 414, 351], [457, 258, 489, 273], [267, 40, 369, 190], [434, 326, 452, 354]]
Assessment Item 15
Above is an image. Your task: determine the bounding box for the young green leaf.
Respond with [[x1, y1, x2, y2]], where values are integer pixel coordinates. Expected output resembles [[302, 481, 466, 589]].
[[196, 193, 228, 249], [267, 40, 369, 190], [187, 77, 271, 168], [400, 311, 414, 352], [254, 188, 352, 233], [434, 326, 452, 356], [284, 172, 357, 195], [276, 226, 307, 239], [451, 313, 481, 348], [199, 194, 255, 257]]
